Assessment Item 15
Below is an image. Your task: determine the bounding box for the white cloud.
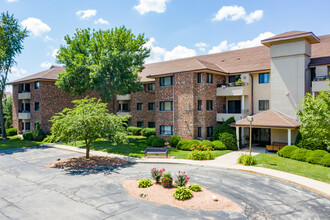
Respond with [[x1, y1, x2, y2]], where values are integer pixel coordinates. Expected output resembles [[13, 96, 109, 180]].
[[21, 17, 51, 36], [144, 37, 196, 64], [40, 61, 52, 69], [52, 49, 59, 58], [134, 0, 170, 15], [10, 67, 27, 78], [212, 5, 263, 24], [94, 18, 110, 25], [76, 9, 97, 20], [44, 35, 53, 42], [194, 42, 208, 52], [6, 0, 18, 2], [208, 32, 275, 54]]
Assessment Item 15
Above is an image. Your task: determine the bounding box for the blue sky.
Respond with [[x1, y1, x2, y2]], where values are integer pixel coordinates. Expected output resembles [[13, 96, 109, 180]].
[[2, 0, 330, 92]]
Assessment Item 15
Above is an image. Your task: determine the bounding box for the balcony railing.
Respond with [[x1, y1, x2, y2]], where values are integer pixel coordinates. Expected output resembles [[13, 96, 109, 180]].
[[313, 75, 330, 81], [18, 92, 31, 100], [18, 112, 31, 120], [217, 82, 245, 88]]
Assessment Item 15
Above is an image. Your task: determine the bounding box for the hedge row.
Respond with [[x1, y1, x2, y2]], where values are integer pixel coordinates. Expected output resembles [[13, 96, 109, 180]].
[[127, 126, 156, 137], [176, 139, 227, 151], [277, 145, 330, 167]]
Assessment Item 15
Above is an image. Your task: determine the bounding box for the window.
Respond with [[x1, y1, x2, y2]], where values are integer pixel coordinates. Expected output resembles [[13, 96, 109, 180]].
[[159, 76, 173, 86], [206, 127, 213, 138], [159, 101, 173, 111], [122, 103, 129, 111], [22, 122, 24, 130], [197, 127, 202, 138], [259, 100, 269, 111], [35, 81, 40, 89], [148, 102, 155, 110], [259, 73, 269, 84], [197, 73, 203, 83], [311, 67, 316, 81], [148, 83, 155, 91], [148, 122, 155, 128], [137, 103, 143, 111], [206, 73, 213, 84], [25, 122, 31, 131], [35, 102, 40, 111], [137, 121, 144, 128], [206, 100, 213, 111], [197, 100, 202, 111], [160, 125, 173, 135]]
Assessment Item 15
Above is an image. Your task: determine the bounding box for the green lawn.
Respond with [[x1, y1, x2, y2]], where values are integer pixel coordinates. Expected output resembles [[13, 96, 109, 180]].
[[255, 153, 330, 183], [0, 136, 43, 150], [66, 136, 231, 159]]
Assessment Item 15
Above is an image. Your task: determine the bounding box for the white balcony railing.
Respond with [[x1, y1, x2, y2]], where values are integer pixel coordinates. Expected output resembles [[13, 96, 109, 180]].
[[217, 111, 249, 122], [18, 92, 31, 100], [117, 111, 131, 117], [117, 94, 131, 101], [216, 85, 249, 96], [18, 112, 31, 120], [312, 76, 329, 93]]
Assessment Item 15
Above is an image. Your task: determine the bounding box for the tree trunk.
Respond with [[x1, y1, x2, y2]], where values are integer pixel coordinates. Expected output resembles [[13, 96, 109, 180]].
[[0, 100, 7, 140], [86, 143, 90, 159]]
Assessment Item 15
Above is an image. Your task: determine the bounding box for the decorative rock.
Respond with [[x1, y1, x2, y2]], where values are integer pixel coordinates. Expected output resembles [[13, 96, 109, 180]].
[[140, 192, 147, 198], [212, 195, 218, 202]]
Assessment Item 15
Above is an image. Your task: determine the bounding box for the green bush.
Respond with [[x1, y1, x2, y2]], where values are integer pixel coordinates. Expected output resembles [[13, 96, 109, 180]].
[[151, 137, 166, 147], [176, 140, 201, 150], [169, 135, 181, 147], [138, 178, 153, 188], [320, 154, 330, 167], [189, 184, 202, 192], [291, 148, 312, 162], [306, 150, 328, 164], [213, 140, 226, 150], [200, 140, 214, 148], [127, 126, 142, 135], [6, 128, 17, 136], [187, 151, 215, 160], [146, 135, 157, 146], [173, 187, 192, 201], [213, 117, 236, 140], [294, 131, 302, 146], [277, 145, 299, 158], [141, 128, 156, 138], [23, 132, 34, 141], [218, 132, 237, 150], [237, 154, 257, 166], [33, 121, 47, 141]]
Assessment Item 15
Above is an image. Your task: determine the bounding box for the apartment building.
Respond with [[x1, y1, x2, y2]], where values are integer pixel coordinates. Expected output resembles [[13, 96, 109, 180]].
[[9, 31, 330, 147]]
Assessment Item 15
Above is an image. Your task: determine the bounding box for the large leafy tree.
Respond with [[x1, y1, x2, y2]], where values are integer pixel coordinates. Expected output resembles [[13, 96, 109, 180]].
[[56, 26, 150, 102], [3, 94, 12, 128], [46, 97, 129, 158], [0, 12, 28, 139], [297, 82, 330, 151]]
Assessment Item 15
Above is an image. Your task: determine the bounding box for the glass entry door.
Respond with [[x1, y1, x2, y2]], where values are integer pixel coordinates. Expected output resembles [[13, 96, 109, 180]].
[[252, 128, 271, 146]]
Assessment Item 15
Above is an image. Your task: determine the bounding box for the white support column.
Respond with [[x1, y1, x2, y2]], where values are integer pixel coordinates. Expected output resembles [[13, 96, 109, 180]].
[[241, 95, 244, 113], [288, 129, 292, 145], [236, 126, 240, 150]]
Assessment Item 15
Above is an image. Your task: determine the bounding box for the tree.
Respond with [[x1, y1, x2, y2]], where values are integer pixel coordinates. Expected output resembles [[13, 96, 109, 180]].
[[297, 82, 330, 151], [3, 94, 12, 128], [46, 97, 129, 158], [55, 26, 150, 102], [0, 12, 28, 139]]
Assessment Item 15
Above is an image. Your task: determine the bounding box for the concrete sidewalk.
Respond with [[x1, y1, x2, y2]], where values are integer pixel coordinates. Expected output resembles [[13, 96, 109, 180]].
[[44, 143, 330, 198]]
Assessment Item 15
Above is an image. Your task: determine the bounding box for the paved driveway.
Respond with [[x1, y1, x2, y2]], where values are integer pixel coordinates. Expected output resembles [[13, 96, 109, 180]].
[[0, 147, 329, 220]]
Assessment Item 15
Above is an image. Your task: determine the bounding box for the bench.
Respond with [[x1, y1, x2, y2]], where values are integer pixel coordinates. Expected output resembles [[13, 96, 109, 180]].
[[266, 142, 287, 152], [144, 148, 168, 158]]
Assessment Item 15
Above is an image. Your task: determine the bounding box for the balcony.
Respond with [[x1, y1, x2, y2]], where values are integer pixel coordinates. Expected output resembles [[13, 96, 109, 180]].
[[18, 92, 31, 100], [117, 94, 131, 101], [117, 111, 131, 117], [312, 75, 330, 93], [216, 83, 250, 96], [217, 109, 249, 122], [18, 111, 31, 120]]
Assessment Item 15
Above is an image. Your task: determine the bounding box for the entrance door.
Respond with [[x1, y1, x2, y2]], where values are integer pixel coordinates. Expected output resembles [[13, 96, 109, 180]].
[[252, 128, 271, 146], [228, 100, 241, 113]]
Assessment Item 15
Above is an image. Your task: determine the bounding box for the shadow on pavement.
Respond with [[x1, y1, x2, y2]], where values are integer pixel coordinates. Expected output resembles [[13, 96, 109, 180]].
[[64, 163, 136, 176], [0, 146, 50, 155]]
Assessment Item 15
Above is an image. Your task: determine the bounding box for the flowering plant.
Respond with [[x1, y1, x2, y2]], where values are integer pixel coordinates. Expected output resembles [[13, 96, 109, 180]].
[[175, 171, 190, 187], [151, 168, 165, 183], [189, 144, 214, 151], [161, 172, 173, 182]]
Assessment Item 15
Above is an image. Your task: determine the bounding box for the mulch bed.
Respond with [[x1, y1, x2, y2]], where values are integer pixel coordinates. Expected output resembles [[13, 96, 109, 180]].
[[46, 155, 130, 168]]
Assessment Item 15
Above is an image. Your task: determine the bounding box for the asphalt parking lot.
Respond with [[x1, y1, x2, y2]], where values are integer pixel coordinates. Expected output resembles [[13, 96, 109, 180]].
[[0, 147, 329, 220]]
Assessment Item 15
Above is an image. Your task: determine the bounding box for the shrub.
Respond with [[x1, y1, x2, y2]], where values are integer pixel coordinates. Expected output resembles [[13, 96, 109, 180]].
[[291, 148, 312, 162], [151, 168, 165, 183], [146, 135, 157, 146], [213, 117, 236, 140], [141, 128, 156, 138], [218, 132, 237, 150], [213, 140, 226, 150], [151, 137, 166, 147], [237, 154, 256, 166], [33, 121, 47, 141], [177, 140, 201, 150], [23, 132, 34, 141], [277, 145, 299, 158], [161, 172, 173, 182], [189, 184, 202, 192], [6, 128, 17, 136], [174, 171, 190, 187], [320, 154, 330, 167], [138, 178, 153, 188], [127, 126, 142, 135], [169, 135, 181, 147], [294, 131, 302, 146], [200, 140, 214, 148], [173, 187, 192, 201], [306, 150, 328, 164], [187, 151, 215, 160]]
